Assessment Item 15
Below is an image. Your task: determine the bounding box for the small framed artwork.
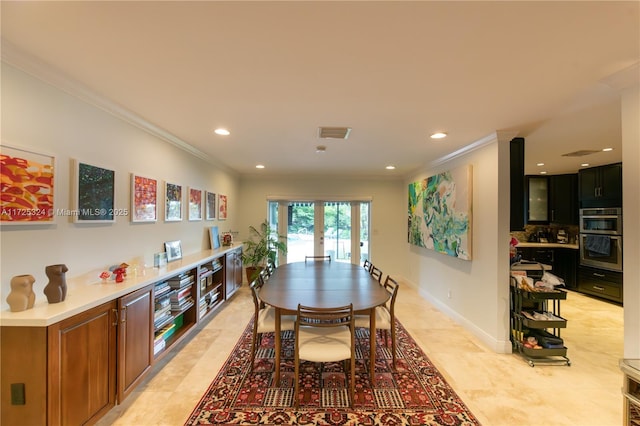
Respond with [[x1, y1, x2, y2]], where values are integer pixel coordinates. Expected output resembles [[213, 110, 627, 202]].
[[205, 191, 216, 220], [164, 240, 182, 262], [73, 159, 116, 223], [131, 173, 158, 222], [188, 187, 203, 221], [165, 181, 182, 222], [1, 143, 56, 224], [218, 194, 227, 220], [209, 225, 220, 250]]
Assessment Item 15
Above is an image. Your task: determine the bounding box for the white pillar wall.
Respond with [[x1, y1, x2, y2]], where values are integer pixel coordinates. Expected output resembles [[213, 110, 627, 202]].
[[622, 84, 640, 358]]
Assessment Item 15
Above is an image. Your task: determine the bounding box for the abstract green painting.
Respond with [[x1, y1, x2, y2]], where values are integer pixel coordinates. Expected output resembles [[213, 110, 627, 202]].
[[408, 165, 472, 260]]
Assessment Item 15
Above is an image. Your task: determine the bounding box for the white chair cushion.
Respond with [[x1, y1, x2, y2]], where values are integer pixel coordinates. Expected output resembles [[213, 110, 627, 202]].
[[298, 325, 352, 362], [354, 306, 391, 329], [257, 306, 295, 333]]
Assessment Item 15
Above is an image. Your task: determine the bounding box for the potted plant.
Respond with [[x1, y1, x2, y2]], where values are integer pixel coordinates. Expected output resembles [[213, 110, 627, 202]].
[[241, 219, 287, 282]]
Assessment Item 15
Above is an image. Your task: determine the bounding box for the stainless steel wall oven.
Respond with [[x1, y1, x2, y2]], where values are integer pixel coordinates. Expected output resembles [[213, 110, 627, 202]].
[[579, 207, 622, 272]]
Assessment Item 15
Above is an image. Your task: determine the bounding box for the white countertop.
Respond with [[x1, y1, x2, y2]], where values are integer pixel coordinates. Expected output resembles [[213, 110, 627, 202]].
[[516, 242, 579, 250], [1, 246, 241, 327]]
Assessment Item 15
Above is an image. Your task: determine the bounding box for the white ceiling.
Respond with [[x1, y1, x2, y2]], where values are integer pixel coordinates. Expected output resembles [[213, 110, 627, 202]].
[[2, 1, 638, 178]]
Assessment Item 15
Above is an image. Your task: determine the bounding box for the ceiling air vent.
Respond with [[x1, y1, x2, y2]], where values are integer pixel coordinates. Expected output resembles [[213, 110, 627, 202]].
[[561, 150, 600, 157], [318, 127, 351, 139]]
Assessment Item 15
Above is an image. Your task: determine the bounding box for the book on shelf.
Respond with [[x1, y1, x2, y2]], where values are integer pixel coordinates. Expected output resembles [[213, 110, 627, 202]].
[[171, 286, 192, 302], [168, 273, 195, 288], [171, 296, 194, 312], [154, 282, 172, 299], [154, 304, 171, 319], [153, 338, 165, 356]]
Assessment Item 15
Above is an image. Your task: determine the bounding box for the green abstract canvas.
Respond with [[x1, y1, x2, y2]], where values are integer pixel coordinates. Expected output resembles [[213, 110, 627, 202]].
[[408, 165, 472, 260]]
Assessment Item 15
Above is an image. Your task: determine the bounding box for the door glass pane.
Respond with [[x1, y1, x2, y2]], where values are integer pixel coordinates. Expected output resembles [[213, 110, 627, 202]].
[[324, 202, 351, 262], [360, 202, 370, 263], [286, 202, 314, 263]]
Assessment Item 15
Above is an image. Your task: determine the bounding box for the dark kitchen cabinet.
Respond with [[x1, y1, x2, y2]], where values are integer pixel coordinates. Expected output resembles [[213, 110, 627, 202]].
[[526, 176, 549, 224], [550, 174, 578, 225], [579, 163, 622, 208], [578, 265, 623, 304], [516, 246, 578, 289], [510, 137, 526, 231]]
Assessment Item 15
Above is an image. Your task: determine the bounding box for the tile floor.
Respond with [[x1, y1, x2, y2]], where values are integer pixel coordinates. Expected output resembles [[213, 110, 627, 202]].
[[97, 281, 624, 426]]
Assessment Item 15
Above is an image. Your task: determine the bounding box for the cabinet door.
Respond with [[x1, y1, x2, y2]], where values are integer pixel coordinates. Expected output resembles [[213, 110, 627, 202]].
[[550, 174, 578, 225], [579, 167, 599, 207], [600, 163, 622, 206], [118, 284, 154, 402], [225, 250, 237, 298], [554, 248, 578, 289], [234, 248, 243, 287], [526, 176, 549, 223], [48, 300, 117, 426]]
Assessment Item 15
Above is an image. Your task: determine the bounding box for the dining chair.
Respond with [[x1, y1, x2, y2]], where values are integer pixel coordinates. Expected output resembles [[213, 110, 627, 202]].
[[355, 275, 400, 368], [294, 303, 355, 407], [370, 265, 383, 283], [249, 279, 295, 371], [265, 259, 276, 277], [363, 259, 372, 273], [305, 255, 331, 262]]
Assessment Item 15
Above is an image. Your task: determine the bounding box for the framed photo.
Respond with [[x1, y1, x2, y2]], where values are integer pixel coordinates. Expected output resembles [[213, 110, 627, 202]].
[[1, 143, 56, 224], [73, 159, 115, 223], [165, 181, 182, 222], [188, 187, 203, 221], [218, 194, 227, 220], [205, 191, 216, 220], [209, 225, 220, 250], [131, 173, 158, 222], [164, 240, 182, 262]]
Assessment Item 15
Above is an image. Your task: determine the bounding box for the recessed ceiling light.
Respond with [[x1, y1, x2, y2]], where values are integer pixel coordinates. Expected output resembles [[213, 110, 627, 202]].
[[602, 147, 613, 152], [536, 163, 545, 166], [316, 145, 326, 153], [214, 128, 230, 136], [540, 171, 547, 175], [430, 132, 447, 139], [581, 163, 590, 167], [386, 165, 396, 170], [255, 164, 265, 169]]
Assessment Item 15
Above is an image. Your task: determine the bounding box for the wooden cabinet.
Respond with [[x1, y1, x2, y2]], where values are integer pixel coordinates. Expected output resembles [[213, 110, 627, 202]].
[[198, 257, 225, 320], [0, 248, 240, 425], [225, 247, 243, 298], [578, 265, 623, 304], [526, 176, 549, 223], [48, 300, 117, 425], [579, 162, 622, 208], [117, 284, 153, 402], [516, 246, 578, 289], [526, 173, 578, 226], [549, 174, 578, 225], [153, 269, 197, 360]]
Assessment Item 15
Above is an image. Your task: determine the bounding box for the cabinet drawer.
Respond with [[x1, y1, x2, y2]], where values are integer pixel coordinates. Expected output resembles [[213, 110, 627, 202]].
[[578, 280, 621, 299]]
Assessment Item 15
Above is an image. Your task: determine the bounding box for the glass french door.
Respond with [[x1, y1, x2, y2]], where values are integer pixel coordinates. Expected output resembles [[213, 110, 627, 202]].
[[269, 200, 370, 265]]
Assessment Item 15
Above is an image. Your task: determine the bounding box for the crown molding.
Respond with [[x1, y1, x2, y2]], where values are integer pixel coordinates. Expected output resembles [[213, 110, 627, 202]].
[[1, 39, 235, 174], [428, 132, 498, 168]]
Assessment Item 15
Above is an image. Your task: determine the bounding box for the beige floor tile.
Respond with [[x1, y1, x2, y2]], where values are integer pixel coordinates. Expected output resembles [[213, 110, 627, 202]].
[[96, 281, 624, 426]]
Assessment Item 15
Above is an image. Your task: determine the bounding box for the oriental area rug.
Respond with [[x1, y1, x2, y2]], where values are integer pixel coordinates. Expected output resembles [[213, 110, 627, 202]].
[[185, 319, 480, 425]]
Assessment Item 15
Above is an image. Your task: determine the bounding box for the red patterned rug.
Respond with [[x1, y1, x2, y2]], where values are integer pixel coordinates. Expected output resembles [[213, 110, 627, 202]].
[[185, 319, 480, 425]]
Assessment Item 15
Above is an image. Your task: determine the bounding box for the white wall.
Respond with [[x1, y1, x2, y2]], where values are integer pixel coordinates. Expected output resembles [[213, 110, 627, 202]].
[[404, 138, 512, 353], [623, 85, 640, 358], [236, 176, 406, 277], [1, 64, 239, 309]]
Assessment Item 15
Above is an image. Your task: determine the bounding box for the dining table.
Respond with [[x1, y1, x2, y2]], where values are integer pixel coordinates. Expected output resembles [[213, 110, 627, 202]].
[[259, 260, 390, 384]]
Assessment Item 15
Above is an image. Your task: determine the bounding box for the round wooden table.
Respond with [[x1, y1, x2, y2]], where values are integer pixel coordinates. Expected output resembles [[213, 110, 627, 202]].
[[260, 261, 390, 384]]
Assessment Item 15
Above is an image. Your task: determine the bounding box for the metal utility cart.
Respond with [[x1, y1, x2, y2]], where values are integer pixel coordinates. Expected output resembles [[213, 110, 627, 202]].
[[510, 261, 570, 367]]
